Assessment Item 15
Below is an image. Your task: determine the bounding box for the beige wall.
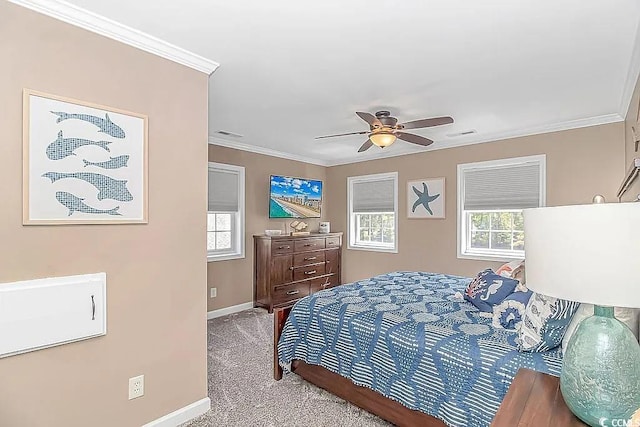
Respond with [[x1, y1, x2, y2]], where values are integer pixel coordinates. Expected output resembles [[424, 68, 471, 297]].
[[210, 123, 625, 305], [623, 74, 640, 201], [0, 3, 208, 426], [326, 124, 625, 283], [207, 145, 327, 311]]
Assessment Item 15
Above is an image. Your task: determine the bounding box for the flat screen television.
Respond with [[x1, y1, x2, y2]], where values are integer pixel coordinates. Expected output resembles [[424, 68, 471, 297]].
[[269, 175, 323, 218]]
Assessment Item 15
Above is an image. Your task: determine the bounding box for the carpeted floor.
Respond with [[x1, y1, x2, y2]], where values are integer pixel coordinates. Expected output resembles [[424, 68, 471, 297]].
[[181, 308, 390, 427]]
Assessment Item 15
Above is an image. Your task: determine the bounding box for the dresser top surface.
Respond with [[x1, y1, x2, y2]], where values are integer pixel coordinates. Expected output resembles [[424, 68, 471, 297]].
[[254, 232, 342, 240], [491, 368, 587, 427]]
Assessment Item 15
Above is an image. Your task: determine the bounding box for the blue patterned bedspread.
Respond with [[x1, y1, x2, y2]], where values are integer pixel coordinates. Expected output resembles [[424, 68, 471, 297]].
[[278, 271, 563, 427]]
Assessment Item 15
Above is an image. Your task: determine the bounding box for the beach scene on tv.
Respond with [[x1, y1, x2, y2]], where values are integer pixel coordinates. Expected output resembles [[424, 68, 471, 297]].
[[270, 175, 322, 218]]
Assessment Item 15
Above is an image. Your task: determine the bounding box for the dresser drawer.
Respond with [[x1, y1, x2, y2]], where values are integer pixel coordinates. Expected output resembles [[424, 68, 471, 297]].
[[293, 251, 325, 266], [273, 281, 310, 305], [270, 255, 293, 285], [325, 236, 341, 248], [271, 240, 294, 255], [327, 273, 340, 287], [309, 276, 336, 293], [324, 249, 340, 274], [293, 264, 326, 281], [294, 238, 325, 252]]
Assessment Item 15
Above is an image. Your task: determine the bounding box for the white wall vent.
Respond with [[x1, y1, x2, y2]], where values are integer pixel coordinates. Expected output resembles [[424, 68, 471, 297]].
[[447, 130, 477, 137], [214, 130, 243, 138]]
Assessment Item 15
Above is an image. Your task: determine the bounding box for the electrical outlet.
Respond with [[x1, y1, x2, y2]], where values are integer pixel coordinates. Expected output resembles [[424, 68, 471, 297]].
[[210, 288, 217, 298], [128, 375, 144, 400]]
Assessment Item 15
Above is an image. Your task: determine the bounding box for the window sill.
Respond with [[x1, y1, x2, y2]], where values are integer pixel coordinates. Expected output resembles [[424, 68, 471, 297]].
[[207, 252, 245, 262], [457, 252, 522, 263], [348, 244, 398, 254]]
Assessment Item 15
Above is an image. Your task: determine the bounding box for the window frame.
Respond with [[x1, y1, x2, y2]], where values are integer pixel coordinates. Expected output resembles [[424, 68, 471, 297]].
[[347, 172, 398, 253], [207, 212, 237, 255], [457, 155, 546, 261], [464, 209, 525, 258], [207, 162, 245, 262]]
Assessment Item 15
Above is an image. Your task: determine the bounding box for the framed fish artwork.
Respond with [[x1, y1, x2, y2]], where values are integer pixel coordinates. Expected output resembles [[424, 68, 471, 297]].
[[23, 89, 148, 224], [407, 178, 445, 219]]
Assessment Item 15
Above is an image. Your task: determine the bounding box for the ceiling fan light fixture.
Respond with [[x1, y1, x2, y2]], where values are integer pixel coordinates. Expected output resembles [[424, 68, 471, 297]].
[[370, 132, 396, 148], [315, 111, 453, 153]]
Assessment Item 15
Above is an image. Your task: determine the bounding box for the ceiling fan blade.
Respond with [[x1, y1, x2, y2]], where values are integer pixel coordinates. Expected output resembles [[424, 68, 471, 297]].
[[396, 132, 434, 147], [356, 112, 382, 128], [358, 139, 374, 152], [400, 116, 454, 130], [315, 130, 369, 139]]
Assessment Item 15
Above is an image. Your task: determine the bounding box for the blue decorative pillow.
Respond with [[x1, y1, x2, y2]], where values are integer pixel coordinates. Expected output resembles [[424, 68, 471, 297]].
[[492, 290, 533, 330], [464, 269, 520, 312], [517, 292, 580, 352]]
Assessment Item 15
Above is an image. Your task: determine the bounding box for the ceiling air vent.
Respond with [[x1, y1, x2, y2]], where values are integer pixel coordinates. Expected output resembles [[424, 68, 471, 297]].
[[215, 130, 243, 138], [446, 130, 477, 138]]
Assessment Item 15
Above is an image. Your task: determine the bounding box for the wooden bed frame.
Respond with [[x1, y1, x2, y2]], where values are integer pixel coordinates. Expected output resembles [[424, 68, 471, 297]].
[[273, 307, 447, 427]]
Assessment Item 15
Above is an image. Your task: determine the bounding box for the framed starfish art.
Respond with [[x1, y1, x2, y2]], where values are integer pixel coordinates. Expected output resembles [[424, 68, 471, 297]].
[[407, 178, 445, 219]]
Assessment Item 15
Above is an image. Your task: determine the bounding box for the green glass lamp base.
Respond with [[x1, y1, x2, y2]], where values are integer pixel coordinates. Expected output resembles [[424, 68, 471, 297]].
[[560, 306, 640, 427]]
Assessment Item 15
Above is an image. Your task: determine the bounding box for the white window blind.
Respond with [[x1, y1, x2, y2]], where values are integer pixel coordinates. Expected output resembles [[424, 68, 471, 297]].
[[208, 168, 239, 212], [457, 155, 546, 261], [352, 178, 395, 213], [348, 172, 398, 253], [462, 163, 541, 211], [207, 162, 245, 262]]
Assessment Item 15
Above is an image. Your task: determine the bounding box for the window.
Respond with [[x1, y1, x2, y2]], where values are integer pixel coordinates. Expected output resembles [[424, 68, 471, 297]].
[[348, 172, 398, 252], [457, 155, 545, 260], [208, 162, 245, 261]]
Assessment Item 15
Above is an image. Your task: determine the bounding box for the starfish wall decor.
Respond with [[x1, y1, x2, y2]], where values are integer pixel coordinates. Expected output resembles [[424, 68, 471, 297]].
[[407, 178, 446, 219]]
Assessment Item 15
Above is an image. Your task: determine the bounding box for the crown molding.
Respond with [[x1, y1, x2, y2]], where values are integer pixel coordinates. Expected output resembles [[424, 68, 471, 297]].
[[324, 113, 624, 166], [619, 18, 640, 118], [8, 0, 219, 75], [208, 137, 329, 166]]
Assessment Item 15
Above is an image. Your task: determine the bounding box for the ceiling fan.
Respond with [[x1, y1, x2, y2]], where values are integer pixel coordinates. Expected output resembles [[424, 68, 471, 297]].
[[316, 110, 454, 152]]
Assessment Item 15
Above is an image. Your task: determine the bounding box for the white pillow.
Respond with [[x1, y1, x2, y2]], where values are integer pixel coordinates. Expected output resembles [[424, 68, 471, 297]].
[[562, 304, 640, 353]]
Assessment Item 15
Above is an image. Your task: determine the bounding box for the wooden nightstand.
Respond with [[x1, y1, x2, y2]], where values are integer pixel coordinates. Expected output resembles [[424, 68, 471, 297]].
[[491, 368, 587, 427]]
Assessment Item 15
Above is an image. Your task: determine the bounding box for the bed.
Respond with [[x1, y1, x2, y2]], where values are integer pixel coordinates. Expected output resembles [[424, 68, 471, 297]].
[[274, 271, 563, 427]]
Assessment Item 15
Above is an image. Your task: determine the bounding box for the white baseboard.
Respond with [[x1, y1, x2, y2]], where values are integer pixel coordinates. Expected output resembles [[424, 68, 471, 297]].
[[143, 397, 210, 427], [207, 302, 254, 320]]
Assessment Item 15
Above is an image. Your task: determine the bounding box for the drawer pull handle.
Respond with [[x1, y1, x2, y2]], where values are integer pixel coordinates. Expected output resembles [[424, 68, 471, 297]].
[[304, 256, 317, 261], [91, 295, 95, 321], [278, 245, 290, 250], [305, 270, 317, 275], [303, 243, 314, 247], [286, 290, 300, 295]]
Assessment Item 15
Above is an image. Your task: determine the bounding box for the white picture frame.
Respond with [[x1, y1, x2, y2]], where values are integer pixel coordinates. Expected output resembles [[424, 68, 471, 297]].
[[407, 178, 445, 219], [23, 89, 148, 225]]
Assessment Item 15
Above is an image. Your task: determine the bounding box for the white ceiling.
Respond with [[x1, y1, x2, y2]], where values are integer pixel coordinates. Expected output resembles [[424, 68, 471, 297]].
[[53, 0, 640, 165]]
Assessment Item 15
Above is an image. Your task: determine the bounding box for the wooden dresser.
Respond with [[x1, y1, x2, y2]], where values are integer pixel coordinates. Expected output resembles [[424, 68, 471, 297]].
[[254, 232, 342, 312]]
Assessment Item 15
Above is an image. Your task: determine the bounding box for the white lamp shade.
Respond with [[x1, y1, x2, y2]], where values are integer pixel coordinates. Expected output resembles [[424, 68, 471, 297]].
[[524, 202, 640, 308]]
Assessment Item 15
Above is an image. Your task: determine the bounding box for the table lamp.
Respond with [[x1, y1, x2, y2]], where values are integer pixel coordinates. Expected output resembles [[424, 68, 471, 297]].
[[524, 198, 640, 427]]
